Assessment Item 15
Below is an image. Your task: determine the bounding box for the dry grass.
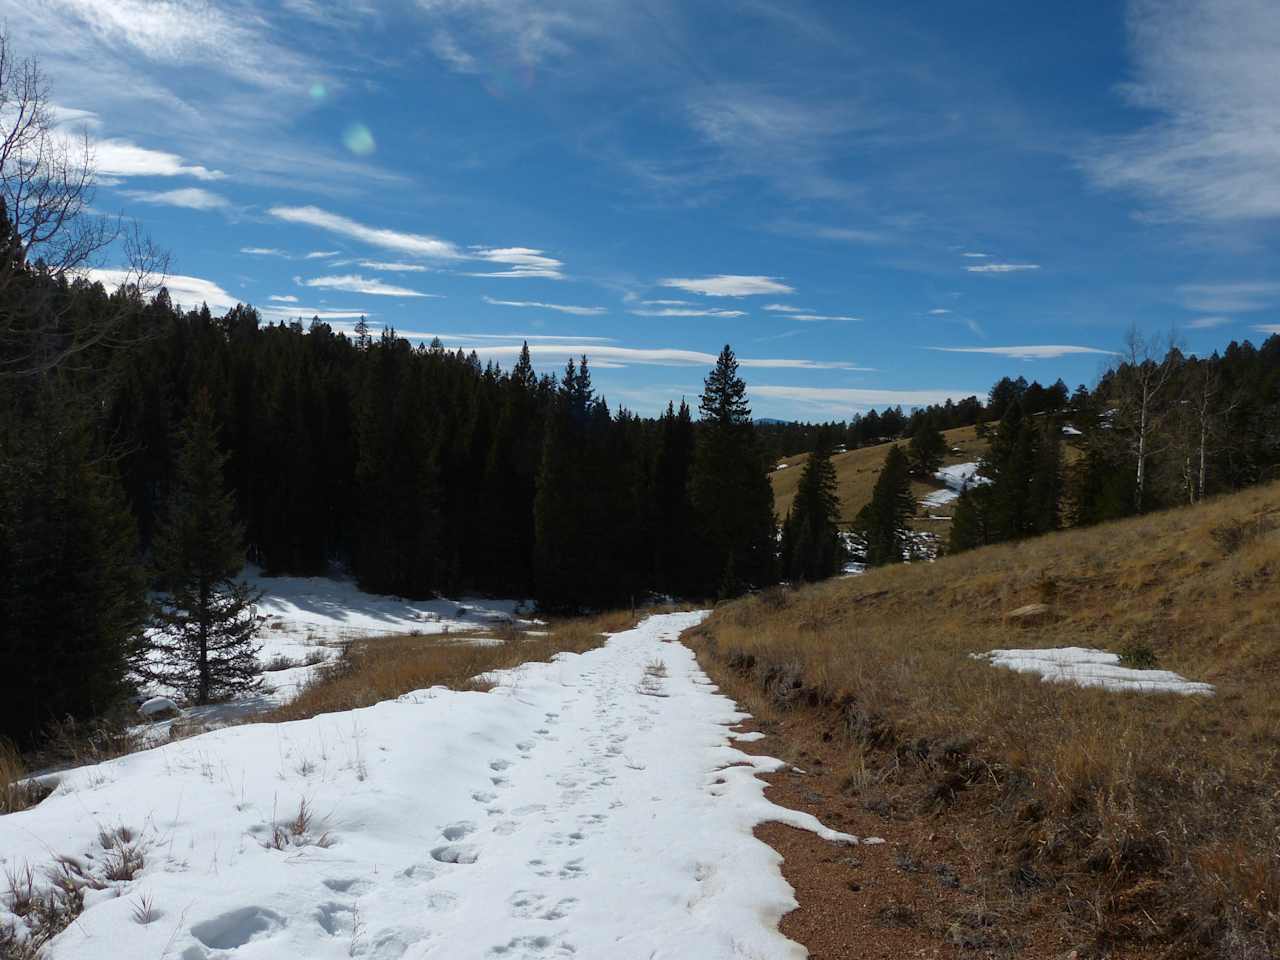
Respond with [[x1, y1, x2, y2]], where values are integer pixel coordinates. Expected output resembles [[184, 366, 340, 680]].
[[692, 481, 1280, 957], [770, 425, 988, 528], [0, 740, 51, 816], [268, 608, 648, 723]]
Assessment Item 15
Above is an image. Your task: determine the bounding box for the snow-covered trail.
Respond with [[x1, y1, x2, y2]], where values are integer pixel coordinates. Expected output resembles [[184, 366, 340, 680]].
[[3, 612, 875, 960]]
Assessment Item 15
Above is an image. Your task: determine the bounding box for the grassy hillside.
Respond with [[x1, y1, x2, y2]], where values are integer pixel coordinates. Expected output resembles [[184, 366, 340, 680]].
[[692, 481, 1280, 957], [770, 425, 987, 528]]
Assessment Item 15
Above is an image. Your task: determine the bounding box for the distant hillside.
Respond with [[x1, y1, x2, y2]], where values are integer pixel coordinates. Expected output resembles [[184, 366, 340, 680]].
[[769, 425, 988, 528], [693, 480, 1280, 958]]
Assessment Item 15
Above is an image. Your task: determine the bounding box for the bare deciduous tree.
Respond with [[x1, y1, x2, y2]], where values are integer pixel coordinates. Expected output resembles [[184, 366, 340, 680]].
[[1108, 325, 1182, 513], [0, 31, 167, 379]]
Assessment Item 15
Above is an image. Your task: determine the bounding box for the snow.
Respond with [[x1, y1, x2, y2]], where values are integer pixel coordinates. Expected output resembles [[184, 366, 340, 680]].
[[133, 569, 534, 737], [3, 612, 878, 959], [920, 462, 990, 508], [775, 462, 789, 470], [1062, 425, 1082, 436], [137, 696, 178, 718], [976, 647, 1214, 695]]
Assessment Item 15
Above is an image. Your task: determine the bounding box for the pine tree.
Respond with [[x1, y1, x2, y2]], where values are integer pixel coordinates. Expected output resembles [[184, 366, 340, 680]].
[[142, 391, 261, 705], [780, 439, 844, 582], [908, 415, 946, 479], [689, 345, 777, 597], [858, 445, 914, 566], [0, 396, 147, 746]]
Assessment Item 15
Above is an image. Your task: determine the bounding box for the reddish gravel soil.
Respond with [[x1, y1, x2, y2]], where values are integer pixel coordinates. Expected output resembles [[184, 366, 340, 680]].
[[697, 649, 1158, 960]]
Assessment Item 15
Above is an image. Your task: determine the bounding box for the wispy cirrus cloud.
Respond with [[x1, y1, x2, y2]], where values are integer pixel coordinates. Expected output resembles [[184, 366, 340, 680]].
[[94, 138, 225, 180], [1085, 0, 1280, 221], [928, 308, 952, 315], [122, 186, 228, 210], [965, 263, 1040, 274], [483, 296, 606, 316], [242, 247, 287, 257], [787, 313, 861, 322], [752, 385, 980, 416], [660, 275, 794, 297], [466, 247, 565, 279], [1176, 282, 1280, 313], [962, 252, 989, 258], [1253, 324, 1280, 334], [629, 306, 746, 318], [268, 207, 566, 278], [928, 345, 1115, 360], [359, 261, 431, 272], [764, 304, 804, 313], [269, 294, 299, 303], [299, 274, 440, 298], [270, 206, 462, 259], [1184, 315, 1233, 329], [87, 268, 239, 314]]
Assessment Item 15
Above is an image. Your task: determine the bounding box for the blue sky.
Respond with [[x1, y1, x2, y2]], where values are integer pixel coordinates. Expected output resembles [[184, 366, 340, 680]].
[[8, 0, 1280, 419]]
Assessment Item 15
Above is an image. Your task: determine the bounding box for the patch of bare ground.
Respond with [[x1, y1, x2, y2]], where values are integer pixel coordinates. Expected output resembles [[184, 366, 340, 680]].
[[688, 480, 1280, 959]]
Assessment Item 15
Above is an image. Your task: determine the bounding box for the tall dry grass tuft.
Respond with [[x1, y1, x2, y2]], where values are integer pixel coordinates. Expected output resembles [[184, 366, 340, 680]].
[[269, 608, 648, 723], [0, 739, 51, 815], [692, 481, 1280, 957]]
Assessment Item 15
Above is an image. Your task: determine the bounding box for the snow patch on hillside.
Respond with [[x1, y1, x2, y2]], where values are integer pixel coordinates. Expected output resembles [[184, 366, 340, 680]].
[[977, 647, 1214, 695], [134, 570, 534, 734], [921, 462, 989, 508]]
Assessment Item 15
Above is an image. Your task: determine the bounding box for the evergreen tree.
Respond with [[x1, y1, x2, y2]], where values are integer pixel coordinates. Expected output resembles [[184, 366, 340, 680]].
[[857, 445, 914, 566], [779, 439, 844, 582], [688, 346, 777, 597], [141, 392, 261, 704], [652, 400, 696, 595], [908, 415, 946, 478], [0, 395, 147, 746], [948, 488, 988, 554]]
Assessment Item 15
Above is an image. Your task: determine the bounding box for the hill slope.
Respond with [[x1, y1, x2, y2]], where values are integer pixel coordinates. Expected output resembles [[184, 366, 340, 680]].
[[692, 481, 1280, 957], [770, 426, 987, 528]]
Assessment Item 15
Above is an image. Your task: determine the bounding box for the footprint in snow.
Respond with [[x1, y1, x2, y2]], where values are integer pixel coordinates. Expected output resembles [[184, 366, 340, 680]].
[[490, 759, 513, 771], [558, 857, 585, 880], [487, 931, 578, 954], [508, 890, 579, 921], [472, 790, 498, 804], [440, 821, 476, 841], [431, 843, 480, 864]]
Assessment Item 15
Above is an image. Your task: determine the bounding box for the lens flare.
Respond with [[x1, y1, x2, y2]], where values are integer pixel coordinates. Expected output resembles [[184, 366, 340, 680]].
[[309, 82, 327, 101], [342, 123, 376, 156]]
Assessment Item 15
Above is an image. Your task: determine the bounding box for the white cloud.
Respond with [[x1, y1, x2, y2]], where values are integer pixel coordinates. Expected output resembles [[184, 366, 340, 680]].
[[928, 345, 1116, 360], [261, 306, 374, 324], [1176, 282, 1280, 313], [429, 30, 480, 72], [268, 207, 565, 278], [962, 252, 989, 258], [1184, 315, 1233, 329], [764, 304, 804, 313], [629, 307, 747, 318], [640, 299, 690, 306], [359, 261, 431, 272], [242, 247, 287, 257], [965, 263, 1041, 274], [752, 385, 980, 415], [371, 339, 864, 370], [95, 139, 225, 180], [122, 186, 228, 210], [1253, 324, 1280, 334], [269, 294, 300, 303], [304, 250, 340, 259], [1086, 0, 1280, 220], [929, 308, 952, 315], [467, 247, 565, 279], [660, 275, 795, 297], [269, 206, 462, 259], [299, 274, 439, 298], [483, 296, 606, 316], [786, 313, 861, 322], [46, 0, 321, 95], [86, 268, 239, 313]]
